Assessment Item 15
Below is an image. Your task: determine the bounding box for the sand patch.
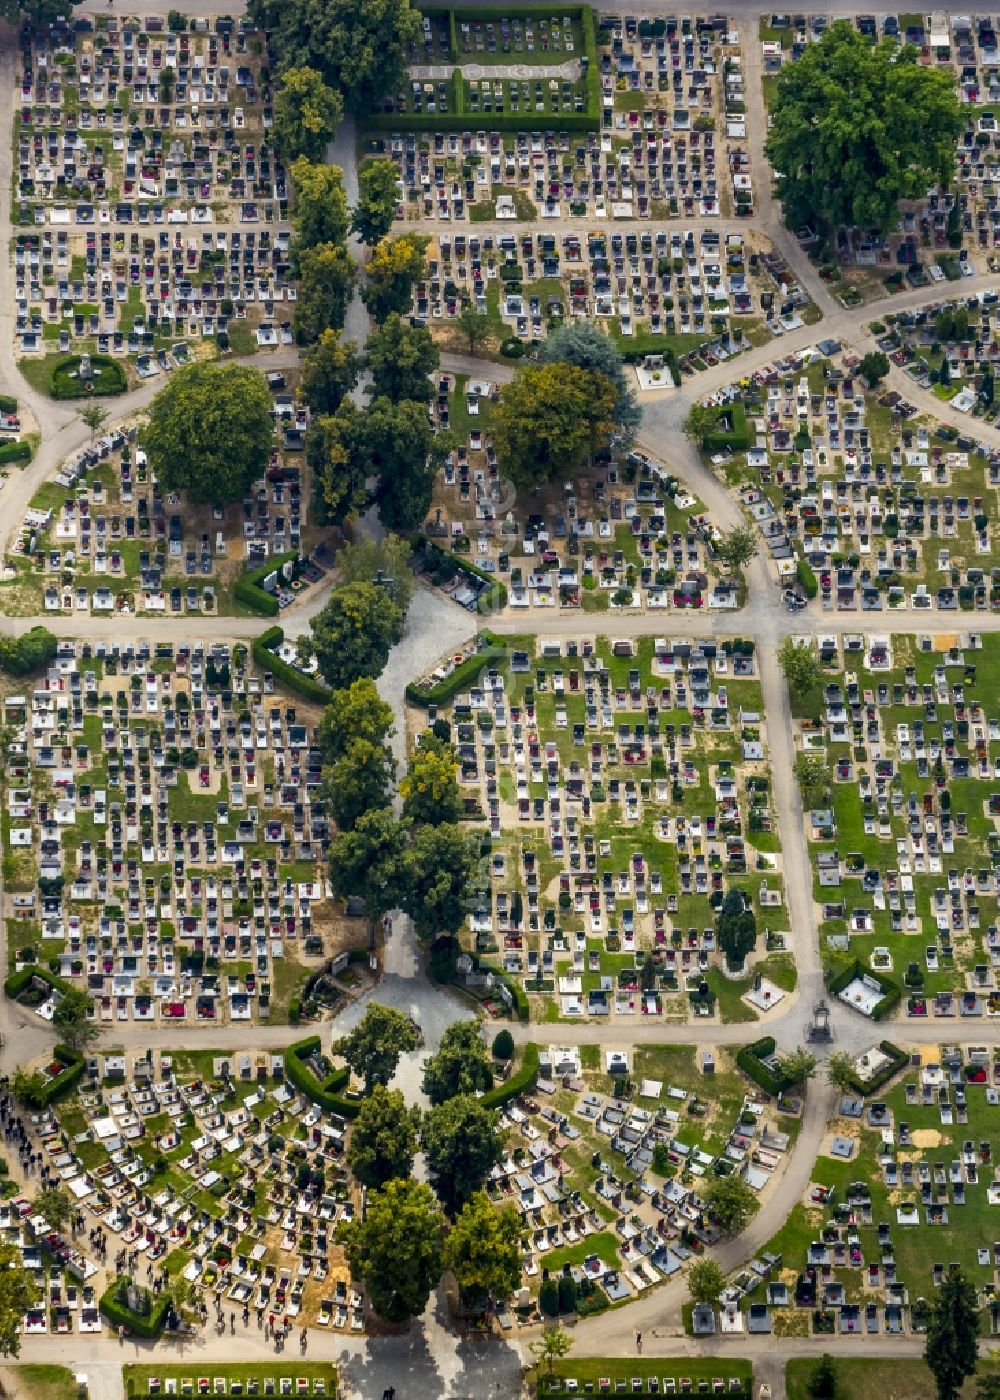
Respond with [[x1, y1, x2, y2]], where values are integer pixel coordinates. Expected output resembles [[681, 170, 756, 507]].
[[912, 1129, 943, 1148]]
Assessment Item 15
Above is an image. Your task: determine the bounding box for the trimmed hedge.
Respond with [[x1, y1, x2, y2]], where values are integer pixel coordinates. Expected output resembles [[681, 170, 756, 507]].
[[234, 550, 300, 616], [100, 1280, 171, 1338], [284, 1036, 361, 1119], [839, 1041, 909, 1098], [797, 558, 818, 599], [5, 962, 70, 1001], [253, 625, 331, 703], [827, 958, 902, 1021], [20, 1043, 85, 1108], [0, 441, 31, 466], [476, 958, 529, 1020], [703, 400, 751, 453], [0, 394, 18, 413], [406, 628, 504, 708], [50, 354, 127, 400], [736, 1036, 797, 1097], [481, 1042, 539, 1109]]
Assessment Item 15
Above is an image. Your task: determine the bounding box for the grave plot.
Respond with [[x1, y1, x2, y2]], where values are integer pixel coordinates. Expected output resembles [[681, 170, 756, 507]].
[[488, 1042, 794, 1319], [696, 350, 999, 611], [793, 633, 1000, 1016], [875, 295, 1000, 429], [743, 1042, 1000, 1338], [0, 1197, 102, 1339], [414, 634, 792, 1023], [42, 1048, 360, 1331], [13, 13, 294, 363], [411, 223, 811, 371], [124, 1364, 338, 1397], [418, 399, 727, 615], [2, 638, 349, 1030], [535, 1358, 752, 1397], [0, 390, 328, 619]]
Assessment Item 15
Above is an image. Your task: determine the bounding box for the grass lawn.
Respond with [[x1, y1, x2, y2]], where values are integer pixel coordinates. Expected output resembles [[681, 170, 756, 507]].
[[786, 1358, 1000, 1400], [542, 1229, 620, 1275], [538, 1358, 752, 1396], [124, 1363, 337, 1396], [10, 1366, 79, 1400]]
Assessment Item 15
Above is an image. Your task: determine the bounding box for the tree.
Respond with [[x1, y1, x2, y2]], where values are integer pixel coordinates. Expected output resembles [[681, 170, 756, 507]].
[[857, 351, 890, 387], [780, 1048, 818, 1089], [362, 235, 429, 323], [458, 304, 491, 356], [310, 582, 404, 690], [1, 0, 71, 25], [529, 1325, 575, 1375], [365, 313, 439, 402], [940, 356, 952, 389], [765, 21, 963, 235], [402, 823, 480, 942], [401, 734, 462, 826], [143, 364, 273, 505], [492, 1029, 514, 1061], [686, 1258, 725, 1308], [714, 524, 758, 578], [52, 987, 100, 1052], [443, 1192, 521, 1311], [328, 808, 409, 939], [79, 405, 108, 440], [247, 0, 423, 115], [794, 753, 831, 808], [716, 888, 757, 972], [422, 1095, 504, 1214], [273, 68, 342, 162], [322, 736, 396, 830], [333, 1001, 420, 1091], [778, 637, 823, 698], [422, 1021, 494, 1105], [682, 403, 723, 446], [339, 1178, 444, 1324], [0, 1242, 40, 1356], [346, 1084, 421, 1189], [0, 628, 58, 678], [806, 1355, 839, 1400], [318, 678, 394, 766], [824, 1051, 858, 1095], [294, 242, 356, 342], [537, 320, 642, 443], [307, 410, 369, 525], [703, 1175, 759, 1237], [166, 1275, 199, 1325], [300, 329, 362, 415], [337, 534, 414, 613], [925, 1266, 979, 1400], [34, 1185, 72, 1232], [491, 362, 617, 492], [291, 158, 350, 253], [12, 1068, 47, 1109], [351, 159, 401, 245]]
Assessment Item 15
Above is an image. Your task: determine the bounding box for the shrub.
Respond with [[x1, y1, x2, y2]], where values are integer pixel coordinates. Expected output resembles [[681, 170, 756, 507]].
[[558, 1273, 578, 1314], [0, 442, 31, 466], [0, 626, 58, 677], [539, 1277, 560, 1316], [480, 1043, 539, 1110], [492, 1029, 514, 1061], [252, 626, 331, 703], [100, 1279, 171, 1338], [797, 558, 819, 599], [233, 550, 300, 616], [283, 1036, 360, 1118], [736, 1037, 796, 1097], [405, 630, 504, 708]]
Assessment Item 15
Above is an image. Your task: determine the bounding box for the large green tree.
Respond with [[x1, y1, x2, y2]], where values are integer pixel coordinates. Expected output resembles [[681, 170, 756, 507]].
[[294, 242, 356, 342], [443, 1192, 522, 1311], [143, 364, 274, 504], [346, 1084, 421, 1189], [322, 736, 396, 831], [422, 1095, 504, 1214], [339, 1178, 444, 1324], [925, 1265, 979, 1400], [333, 1001, 420, 1091], [300, 329, 361, 415], [310, 582, 404, 689], [352, 159, 402, 245], [492, 362, 617, 492], [248, 0, 423, 114], [0, 1242, 40, 1355], [53, 988, 100, 1052], [337, 534, 414, 612], [537, 321, 642, 442], [401, 734, 462, 826], [778, 638, 823, 698], [362, 235, 428, 322], [716, 888, 757, 972], [703, 1175, 759, 1237], [421, 1021, 494, 1105], [764, 21, 963, 234], [402, 823, 480, 942], [306, 412, 369, 526], [318, 678, 394, 765], [328, 808, 410, 935], [291, 158, 350, 253], [273, 67, 343, 161], [365, 313, 439, 402], [686, 1258, 725, 1308]]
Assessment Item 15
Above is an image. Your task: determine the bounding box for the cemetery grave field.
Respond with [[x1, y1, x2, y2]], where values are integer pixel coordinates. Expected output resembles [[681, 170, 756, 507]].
[[1, 637, 355, 1030], [874, 296, 1000, 429], [536, 1357, 753, 1396], [419, 631, 791, 1023], [124, 1363, 338, 1397], [796, 633, 1000, 1015]]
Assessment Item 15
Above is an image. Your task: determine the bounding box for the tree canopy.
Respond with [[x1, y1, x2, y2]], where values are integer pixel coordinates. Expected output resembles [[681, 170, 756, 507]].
[[346, 1084, 421, 1189], [422, 1021, 494, 1104], [248, 0, 423, 114], [443, 1192, 522, 1310], [300, 329, 361, 416], [714, 524, 758, 577], [0, 1242, 40, 1355], [352, 159, 402, 245], [858, 351, 890, 386], [294, 242, 355, 342], [53, 987, 100, 1052], [310, 582, 404, 689], [402, 823, 481, 941], [422, 1095, 504, 1214], [401, 734, 462, 826], [365, 313, 439, 402], [328, 808, 409, 926], [925, 1265, 979, 1400], [715, 888, 757, 972], [337, 533, 414, 613], [291, 158, 350, 252], [307, 410, 369, 526], [686, 1258, 725, 1307], [492, 362, 617, 492], [778, 638, 823, 698], [273, 67, 343, 161], [318, 678, 395, 766], [340, 1178, 444, 1323], [333, 1001, 420, 1091], [143, 364, 274, 505], [362, 235, 428, 322], [764, 21, 964, 234], [537, 321, 642, 443], [322, 736, 396, 830], [703, 1174, 759, 1236]]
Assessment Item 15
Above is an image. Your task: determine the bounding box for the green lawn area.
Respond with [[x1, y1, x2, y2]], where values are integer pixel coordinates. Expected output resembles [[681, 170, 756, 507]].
[[10, 1366, 79, 1400], [542, 1229, 620, 1275], [538, 1358, 752, 1397], [124, 1364, 337, 1396], [786, 1357, 1000, 1400]]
